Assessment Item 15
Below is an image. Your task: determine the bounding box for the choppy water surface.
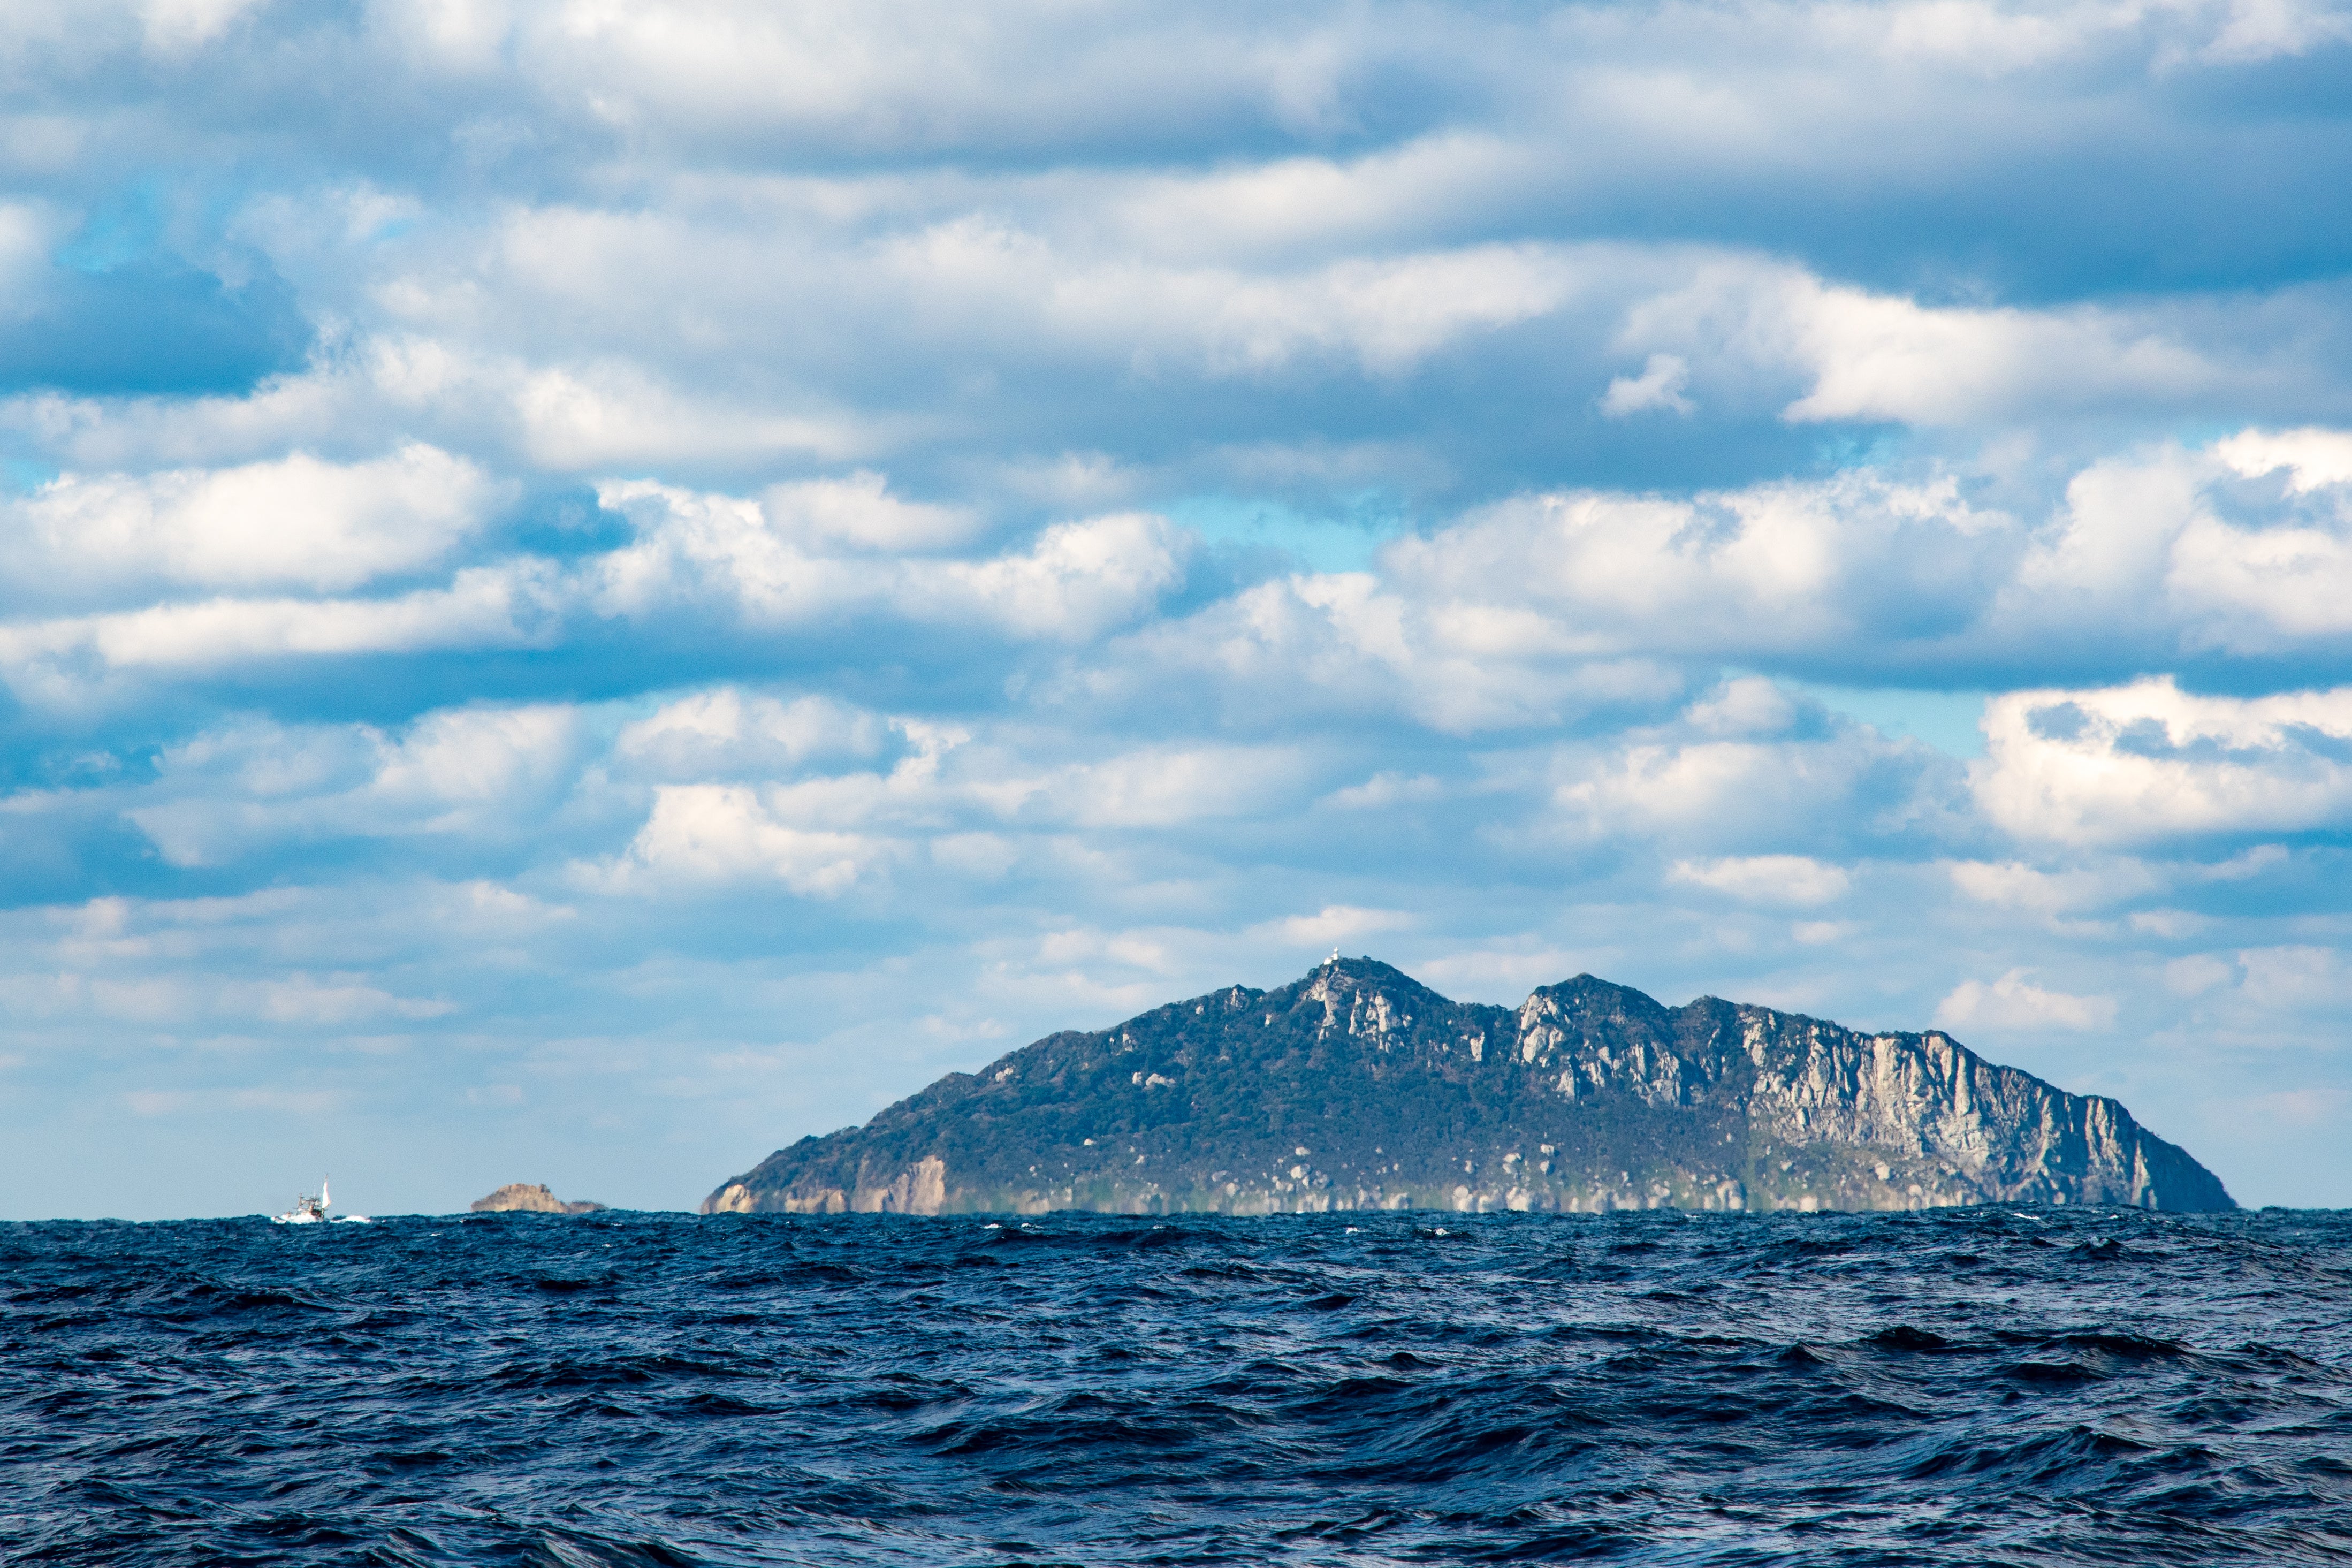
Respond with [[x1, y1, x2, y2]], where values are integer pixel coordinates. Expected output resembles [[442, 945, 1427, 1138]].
[[4, 1207, 2349, 1566]]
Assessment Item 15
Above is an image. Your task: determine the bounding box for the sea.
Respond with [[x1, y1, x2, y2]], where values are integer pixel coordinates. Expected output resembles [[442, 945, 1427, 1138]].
[[3, 1206, 2348, 1566]]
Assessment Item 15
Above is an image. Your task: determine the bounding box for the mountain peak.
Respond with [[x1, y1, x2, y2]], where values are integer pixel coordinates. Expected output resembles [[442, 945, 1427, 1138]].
[[704, 962, 2233, 1218], [1290, 954, 1445, 1000]]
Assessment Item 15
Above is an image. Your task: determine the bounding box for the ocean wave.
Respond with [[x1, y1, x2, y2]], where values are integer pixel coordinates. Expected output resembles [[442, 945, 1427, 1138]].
[[2, 1207, 2347, 1565]]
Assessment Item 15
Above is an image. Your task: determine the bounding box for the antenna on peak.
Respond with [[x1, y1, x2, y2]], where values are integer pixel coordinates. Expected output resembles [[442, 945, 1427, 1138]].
[[1329, 948, 1339, 965]]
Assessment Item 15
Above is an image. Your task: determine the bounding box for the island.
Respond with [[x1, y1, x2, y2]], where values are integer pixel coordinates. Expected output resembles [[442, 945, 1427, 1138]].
[[704, 957, 2234, 1216], [471, 1182, 607, 1214]]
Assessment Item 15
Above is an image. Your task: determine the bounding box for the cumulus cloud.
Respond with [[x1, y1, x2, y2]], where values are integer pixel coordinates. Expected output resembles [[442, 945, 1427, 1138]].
[[1943, 858, 2171, 926], [2234, 945, 2348, 1012], [9, 444, 501, 596], [140, 0, 266, 53], [597, 724, 1320, 892], [1383, 470, 2013, 668], [877, 223, 1593, 377], [2217, 426, 2352, 493], [1252, 904, 1415, 948], [1669, 855, 1852, 907], [2202, 0, 2352, 61], [1973, 678, 2352, 847], [1549, 723, 1955, 855], [1781, 284, 2213, 427], [613, 786, 894, 896], [1601, 354, 1695, 417], [1064, 429, 2352, 716], [0, 566, 554, 705], [127, 704, 589, 867], [615, 691, 889, 781], [926, 514, 1189, 640], [591, 482, 1184, 640], [1935, 970, 2118, 1032], [2005, 438, 2352, 654], [762, 473, 980, 554], [1612, 260, 2234, 427]]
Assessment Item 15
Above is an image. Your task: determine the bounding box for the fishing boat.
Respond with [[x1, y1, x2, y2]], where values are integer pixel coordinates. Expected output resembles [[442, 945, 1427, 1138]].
[[272, 1177, 368, 1224], [273, 1177, 330, 1223]]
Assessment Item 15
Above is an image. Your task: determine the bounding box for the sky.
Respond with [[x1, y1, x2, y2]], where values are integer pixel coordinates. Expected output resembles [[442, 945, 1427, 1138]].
[[3, 0, 2350, 1219]]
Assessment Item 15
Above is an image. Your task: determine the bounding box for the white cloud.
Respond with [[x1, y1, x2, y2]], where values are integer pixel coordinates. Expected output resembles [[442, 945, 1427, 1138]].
[[1996, 437, 2352, 654], [1973, 678, 2352, 847], [1944, 858, 2163, 916], [981, 743, 1317, 830], [923, 513, 1186, 640], [2236, 945, 2347, 1012], [1934, 969, 2117, 1032], [2168, 511, 2352, 643], [141, 0, 264, 52], [1320, 771, 1443, 809], [1669, 854, 1851, 907], [761, 472, 979, 553], [1097, 133, 1533, 262], [1026, 430, 2352, 714], [1617, 260, 2220, 427], [1779, 282, 2212, 426], [0, 203, 55, 304], [1547, 705, 1954, 854], [877, 221, 1590, 377], [512, 362, 869, 470], [599, 717, 973, 890], [614, 785, 892, 895], [2165, 953, 2237, 996], [13, 445, 501, 595], [615, 690, 888, 780], [591, 483, 1183, 640], [2202, 0, 2352, 60], [257, 976, 453, 1024], [2216, 426, 2352, 493], [1252, 904, 1415, 947], [0, 565, 554, 703], [1, 341, 876, 479], [1685, 678, 1803, 738], [128, 705, 588, 866], [1601, 353, 1694, 416], [1384, 468, 2013, 667]]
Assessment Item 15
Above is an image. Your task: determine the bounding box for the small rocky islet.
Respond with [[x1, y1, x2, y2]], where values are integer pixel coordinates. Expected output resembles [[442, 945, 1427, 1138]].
[[470, 1183, 607, 1215], [705, 958, 2233, 1217]]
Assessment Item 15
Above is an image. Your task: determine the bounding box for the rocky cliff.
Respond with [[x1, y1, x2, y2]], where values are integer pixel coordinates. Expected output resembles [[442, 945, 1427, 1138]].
[[470, 1182, 606, 1214], [704, 959, 2233, 1217]]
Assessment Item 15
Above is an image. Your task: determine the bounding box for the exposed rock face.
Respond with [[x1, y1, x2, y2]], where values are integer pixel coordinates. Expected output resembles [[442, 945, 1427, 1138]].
[[704, 960, 2234, 1217], [471, 1182, 607, 1214]]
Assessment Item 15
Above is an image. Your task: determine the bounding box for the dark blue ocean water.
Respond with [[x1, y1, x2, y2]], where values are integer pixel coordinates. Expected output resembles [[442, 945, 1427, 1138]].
[[4, 1207, 2349, 1566]]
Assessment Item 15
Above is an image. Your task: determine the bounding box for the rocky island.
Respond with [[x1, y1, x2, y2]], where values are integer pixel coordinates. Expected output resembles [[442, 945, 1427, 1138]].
[[471, 1182, 607, 1214], [704, 958, 2233, 1216]]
